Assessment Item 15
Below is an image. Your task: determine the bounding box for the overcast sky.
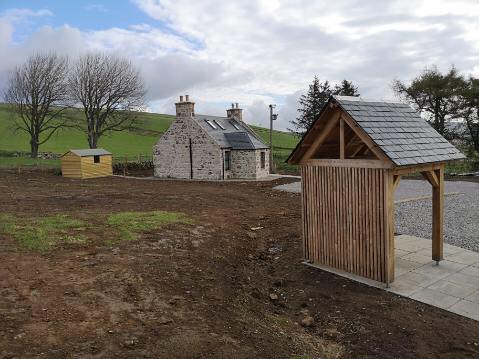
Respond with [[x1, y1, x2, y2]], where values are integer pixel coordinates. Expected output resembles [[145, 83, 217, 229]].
[[1, 0, 479, 130]]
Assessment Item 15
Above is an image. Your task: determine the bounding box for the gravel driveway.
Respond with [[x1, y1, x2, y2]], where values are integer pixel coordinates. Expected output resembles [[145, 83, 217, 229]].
[[274, 179, 479, 252]]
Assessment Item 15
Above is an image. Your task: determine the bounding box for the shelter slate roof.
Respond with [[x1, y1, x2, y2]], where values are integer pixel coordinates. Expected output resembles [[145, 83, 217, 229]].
[[332, 96, 465, 166], [68, 148, 111, 157], [288, 96, 466, 166], [194, 115, 269, 150]]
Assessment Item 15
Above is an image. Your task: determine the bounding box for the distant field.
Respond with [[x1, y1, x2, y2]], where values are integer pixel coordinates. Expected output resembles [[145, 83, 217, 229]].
[[0, 104, 299, 172], [0, 104, 175, 157]]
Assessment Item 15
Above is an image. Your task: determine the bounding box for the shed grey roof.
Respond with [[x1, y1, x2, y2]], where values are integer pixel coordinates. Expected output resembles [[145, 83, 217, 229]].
[[68, 148, 111, 157], [333, 96, 466, 166], [194, 115, 269, 150]]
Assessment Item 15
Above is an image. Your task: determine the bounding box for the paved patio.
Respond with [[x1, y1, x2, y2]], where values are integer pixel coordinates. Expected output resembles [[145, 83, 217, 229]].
[[391, 235, 479, 320], [306, 235, 479, 321]]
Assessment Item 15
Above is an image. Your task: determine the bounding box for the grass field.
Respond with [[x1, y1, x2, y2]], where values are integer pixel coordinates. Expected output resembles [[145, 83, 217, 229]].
[[0, 103, 299, 172]]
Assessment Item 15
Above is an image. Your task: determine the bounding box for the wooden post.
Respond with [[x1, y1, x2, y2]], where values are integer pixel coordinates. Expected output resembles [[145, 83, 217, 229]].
[[432, 166, 444, 263], [339, 117, 345, 159], [16, 158, 20, 175], [123, 155, 127, 176], [384, 170, 395, 286]]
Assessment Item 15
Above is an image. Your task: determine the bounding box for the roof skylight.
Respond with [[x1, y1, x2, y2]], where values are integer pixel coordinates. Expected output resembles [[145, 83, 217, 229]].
[[205, 119, 217, 129], [230, 120, 241, 130], [213, 120, 226, 130]]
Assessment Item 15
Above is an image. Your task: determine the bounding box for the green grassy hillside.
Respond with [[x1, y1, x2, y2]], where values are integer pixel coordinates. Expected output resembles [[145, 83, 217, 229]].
[[0, 104, 298, 172]]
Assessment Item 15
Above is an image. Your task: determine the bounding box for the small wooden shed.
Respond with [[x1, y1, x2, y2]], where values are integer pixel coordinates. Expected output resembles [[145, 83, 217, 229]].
[[288, 96, 465, 284], [61, 149, 113, 179]]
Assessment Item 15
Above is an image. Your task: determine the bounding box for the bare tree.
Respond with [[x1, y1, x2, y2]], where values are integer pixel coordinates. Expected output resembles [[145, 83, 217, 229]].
[[68, 53, 146, 148], [4, 53, 70, 158]]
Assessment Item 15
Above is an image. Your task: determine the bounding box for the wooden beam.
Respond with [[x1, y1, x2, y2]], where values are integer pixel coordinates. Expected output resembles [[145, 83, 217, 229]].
[[300, 111, 341, 163], [393, 162, 445, 176], [304, 159, 393, 169], [339, 117, 345, 160], [341, 112, 391, 162], [393, 175, 401, 190], [421, 170, 439, 187], [432, 166, 444, 262], [350, 143, 366, 157]]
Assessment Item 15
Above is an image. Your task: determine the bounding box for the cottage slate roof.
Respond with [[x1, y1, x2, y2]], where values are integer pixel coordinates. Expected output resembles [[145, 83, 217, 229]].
[[332, 96, 465, 166], [68, 148, 111, 157], [194, 115, 269, 150]]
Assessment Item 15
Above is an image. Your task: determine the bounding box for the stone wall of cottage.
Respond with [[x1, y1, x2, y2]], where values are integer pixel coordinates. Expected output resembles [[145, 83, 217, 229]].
[[229, 149, 269, 179], [153, 118, 223, 180], [255, 149, 270, 178]]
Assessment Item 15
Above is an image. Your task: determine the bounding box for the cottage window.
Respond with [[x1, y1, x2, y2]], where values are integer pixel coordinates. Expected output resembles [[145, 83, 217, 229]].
[[260, 151, 265, 169], [205, 120, 217, 129], [230, 120, 241, 130], [94, 155, 100, 163], [214, 120, 226, 130], [224, 151, 231, 171]]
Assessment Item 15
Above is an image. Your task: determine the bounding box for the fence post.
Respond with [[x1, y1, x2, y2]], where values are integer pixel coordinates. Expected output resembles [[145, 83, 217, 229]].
[[123, 155, 127, 176], [16, 158, 20, 175]]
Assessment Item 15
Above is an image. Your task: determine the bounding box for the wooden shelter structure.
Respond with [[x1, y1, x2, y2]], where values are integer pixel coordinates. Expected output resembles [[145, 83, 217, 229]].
[[61, 149, 112, 179], [288, 96, 465, 284]]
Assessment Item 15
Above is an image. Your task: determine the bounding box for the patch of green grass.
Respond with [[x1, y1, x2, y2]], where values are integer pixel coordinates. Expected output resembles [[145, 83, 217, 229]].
[[0, 214, 89, 251], [0, 103, 175, 158], [445, 157, 479, 175], [273, 149, 299, 175], [0, 210, 192, 251], [251, 125, 299, 150], [0, 156, 60, 168], [107, 210, 193, 241]]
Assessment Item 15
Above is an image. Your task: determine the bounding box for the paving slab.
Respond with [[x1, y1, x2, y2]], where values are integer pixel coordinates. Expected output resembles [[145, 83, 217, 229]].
[[449, 300, 479, 321], [409, 288, 461, 309], [465, 290, 479, 304]]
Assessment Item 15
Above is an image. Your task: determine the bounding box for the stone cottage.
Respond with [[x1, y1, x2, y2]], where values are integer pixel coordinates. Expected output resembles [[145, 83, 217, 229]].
[[153, 95, 270, 180]]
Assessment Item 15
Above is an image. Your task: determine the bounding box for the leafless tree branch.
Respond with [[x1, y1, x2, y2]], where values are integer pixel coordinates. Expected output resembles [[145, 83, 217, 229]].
[[68, 53, 146, 148], [4, 53, 71, 157]]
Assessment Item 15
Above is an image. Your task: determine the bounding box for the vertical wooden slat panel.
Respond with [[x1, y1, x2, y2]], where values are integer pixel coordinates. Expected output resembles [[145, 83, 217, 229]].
[[326, 167, 332, 267], [301, 165, 389, 283]]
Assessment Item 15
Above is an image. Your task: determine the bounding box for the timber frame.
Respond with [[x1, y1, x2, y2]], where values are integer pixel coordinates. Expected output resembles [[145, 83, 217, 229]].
[[289, 96, 462, 284]]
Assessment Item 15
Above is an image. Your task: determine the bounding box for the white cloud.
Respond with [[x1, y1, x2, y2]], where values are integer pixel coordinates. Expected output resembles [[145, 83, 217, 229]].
[[2, 1, 479, 131], [130, 0, 479, 129]]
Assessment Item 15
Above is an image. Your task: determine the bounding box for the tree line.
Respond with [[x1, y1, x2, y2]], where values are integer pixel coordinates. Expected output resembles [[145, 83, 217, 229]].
[[4, 53, 146, 158], [292, 68, 479, 156]]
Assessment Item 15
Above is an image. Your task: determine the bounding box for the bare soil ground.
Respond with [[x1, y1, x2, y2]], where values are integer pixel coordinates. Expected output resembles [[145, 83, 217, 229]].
[[1, 169, 479, 359]]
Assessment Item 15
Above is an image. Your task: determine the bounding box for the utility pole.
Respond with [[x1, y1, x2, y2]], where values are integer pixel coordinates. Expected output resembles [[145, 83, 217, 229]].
[[269, 104, 278, 173]]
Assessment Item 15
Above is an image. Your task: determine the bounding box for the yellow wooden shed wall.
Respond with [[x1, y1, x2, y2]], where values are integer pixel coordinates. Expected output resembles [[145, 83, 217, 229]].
[[80, 155, 112, 179], [61, 152, 83, 178], [61, 153, 113, 179]]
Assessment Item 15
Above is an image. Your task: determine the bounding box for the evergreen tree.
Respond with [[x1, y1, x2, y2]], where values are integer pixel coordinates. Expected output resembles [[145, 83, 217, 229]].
[[289, 76, 360, 136], [333, 79, 360, 97]]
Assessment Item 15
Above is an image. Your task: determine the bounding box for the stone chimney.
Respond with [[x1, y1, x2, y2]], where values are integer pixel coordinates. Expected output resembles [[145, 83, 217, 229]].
[[226, 102, 243, 121], [175, 94, 195, 118]]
